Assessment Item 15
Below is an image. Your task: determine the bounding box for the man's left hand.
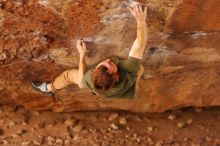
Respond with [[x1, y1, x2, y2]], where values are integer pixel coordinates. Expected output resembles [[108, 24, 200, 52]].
[[77, 39, 87, 56]]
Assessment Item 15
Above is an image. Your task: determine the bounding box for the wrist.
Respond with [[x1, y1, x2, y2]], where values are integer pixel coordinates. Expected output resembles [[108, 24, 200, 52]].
[[79, 53, 85, 59], [137, 21, 146, 27]]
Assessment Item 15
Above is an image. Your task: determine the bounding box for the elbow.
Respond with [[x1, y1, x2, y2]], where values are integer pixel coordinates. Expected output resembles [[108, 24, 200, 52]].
[[77, 78, 84, 88], [78, 83, 84, 89]]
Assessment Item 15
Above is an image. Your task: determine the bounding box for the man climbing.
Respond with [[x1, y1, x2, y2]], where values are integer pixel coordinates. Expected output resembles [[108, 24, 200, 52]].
[[32, 3, 148, 98]]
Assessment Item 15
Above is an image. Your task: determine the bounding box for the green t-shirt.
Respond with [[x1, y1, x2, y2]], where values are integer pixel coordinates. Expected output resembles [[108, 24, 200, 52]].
[[82, 56, 141, 99]]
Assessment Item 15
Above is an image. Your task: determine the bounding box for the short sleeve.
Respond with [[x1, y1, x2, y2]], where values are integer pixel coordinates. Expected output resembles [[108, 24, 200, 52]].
[[82, 70, 93, 90], [121, 56, 141, 76]]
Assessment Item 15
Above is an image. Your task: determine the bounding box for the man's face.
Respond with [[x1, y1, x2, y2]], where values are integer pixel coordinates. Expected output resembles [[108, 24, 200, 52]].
[[96, 59, 118, 74]]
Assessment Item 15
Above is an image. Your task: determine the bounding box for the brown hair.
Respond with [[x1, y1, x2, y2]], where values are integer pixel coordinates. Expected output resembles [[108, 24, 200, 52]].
[[92, 66, 117, 90]]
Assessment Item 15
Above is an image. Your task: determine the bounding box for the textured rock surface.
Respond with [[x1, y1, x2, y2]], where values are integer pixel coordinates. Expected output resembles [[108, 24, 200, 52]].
[[0, 0, 220, 112]]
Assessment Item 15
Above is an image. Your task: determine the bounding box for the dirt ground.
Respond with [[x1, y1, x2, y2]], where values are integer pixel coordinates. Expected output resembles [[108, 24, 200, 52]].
[[0, 105, 219, 146]]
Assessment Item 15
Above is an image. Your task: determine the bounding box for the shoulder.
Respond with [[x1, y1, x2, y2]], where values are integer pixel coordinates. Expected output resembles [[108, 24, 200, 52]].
[[119, 56, 142, 75]]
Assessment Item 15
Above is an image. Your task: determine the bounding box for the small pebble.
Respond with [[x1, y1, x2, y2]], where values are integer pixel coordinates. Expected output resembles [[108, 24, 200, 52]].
[[12, 134, 19, 138], [18, 129, 26, 134], [38, 135, 44, 139], [73, 1, 80, 6], [21, 141, 31, 146], [168, 114, 177, 120], [2, 140, 8, 145], [22, 122, 27, 126], [64, 118, 75, 127], [184, 137, 189, 141], [64, 139, 71, 145], [47, 124, 53, 128], [186, 118, 193, 125], [73, 134, 80, 141], [33, 111, 40, 116], [119, 117, 127, 125], [65, 135, 72, 140], [32, 140, 42, 146], [126, 126, 131, 131], [155, 141, 163, 146], [8, 121, 15, 127], [168, 134, 175, 141], [147, 126, 154, 132], [194, 107, 202, 112], [110, 123, 119, 130], [205, 136, 212, 142], [177, 122, 186, 128], [108, 113, 119, 121], [136, 138, 141, 143], [147, 137, 154, 145], [55, 138, 63, 144], [13, 0, 24, 6], [47, 136, 55, 144], [72, 124, 83, 132]]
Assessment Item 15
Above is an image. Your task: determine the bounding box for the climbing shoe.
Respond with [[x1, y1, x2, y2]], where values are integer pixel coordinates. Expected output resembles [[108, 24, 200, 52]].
[[31, 81, 55, 96]]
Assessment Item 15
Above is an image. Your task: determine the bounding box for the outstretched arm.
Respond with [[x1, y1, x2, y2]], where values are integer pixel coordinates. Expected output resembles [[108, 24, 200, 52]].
[[76, 40, 87, 88], [128, 4, 147, 59]]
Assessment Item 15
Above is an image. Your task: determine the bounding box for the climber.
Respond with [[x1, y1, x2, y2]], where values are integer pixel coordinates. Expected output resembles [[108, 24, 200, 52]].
[[32, 3, 148, 98]]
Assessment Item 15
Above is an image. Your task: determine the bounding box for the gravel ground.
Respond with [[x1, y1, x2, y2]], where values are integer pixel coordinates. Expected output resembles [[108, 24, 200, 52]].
[[0, 105, 219, 146]]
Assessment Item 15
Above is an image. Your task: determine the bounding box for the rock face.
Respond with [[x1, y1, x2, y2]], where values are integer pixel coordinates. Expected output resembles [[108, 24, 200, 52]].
[[0, 0, 219, 113]]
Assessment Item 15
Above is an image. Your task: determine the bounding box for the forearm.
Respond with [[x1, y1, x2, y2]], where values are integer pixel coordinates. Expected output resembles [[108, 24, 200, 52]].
[[129, 22, 147, 59], [78, 54, 87, 88], [137, 22, 147, 46]]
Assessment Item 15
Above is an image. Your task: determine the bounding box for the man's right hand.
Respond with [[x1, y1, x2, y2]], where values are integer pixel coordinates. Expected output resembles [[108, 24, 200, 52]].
[[127, 2, 148, 60], [128, 3, 147, 26], [77, 39, 87, 56]]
